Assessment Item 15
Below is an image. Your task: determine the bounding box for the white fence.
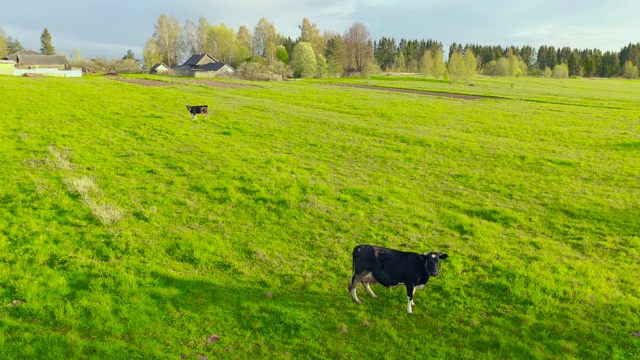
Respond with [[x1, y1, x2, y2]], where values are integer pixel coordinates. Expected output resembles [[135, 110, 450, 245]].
[[14, 68, 82, 77]]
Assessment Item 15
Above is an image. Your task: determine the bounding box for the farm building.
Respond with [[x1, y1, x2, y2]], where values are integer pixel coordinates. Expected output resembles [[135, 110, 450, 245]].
[[150, 62, 171, 74], [4, 49, 69, 70], [174, 54, 235, 77]]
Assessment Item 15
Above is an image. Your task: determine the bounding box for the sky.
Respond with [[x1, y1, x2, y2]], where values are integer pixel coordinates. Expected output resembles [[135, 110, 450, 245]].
[[2, 0, 639, 60]]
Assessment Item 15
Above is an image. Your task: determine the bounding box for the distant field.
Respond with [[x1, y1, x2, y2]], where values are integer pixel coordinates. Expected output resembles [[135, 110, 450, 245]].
[[0, 74, 639, 359]]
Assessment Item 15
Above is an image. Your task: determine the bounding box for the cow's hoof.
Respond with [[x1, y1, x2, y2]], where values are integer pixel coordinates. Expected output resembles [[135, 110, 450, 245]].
[[355, 299, 364, 305]]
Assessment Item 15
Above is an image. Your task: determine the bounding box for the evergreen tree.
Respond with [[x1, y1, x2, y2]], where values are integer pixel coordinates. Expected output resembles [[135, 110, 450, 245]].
[[325, 35, 346, 76], [568, 49, 582, 76], [123, 49, 135, 60], [375, 37, 396, 71], [40, 28, 55, 55], [601, 51, 620, 77]]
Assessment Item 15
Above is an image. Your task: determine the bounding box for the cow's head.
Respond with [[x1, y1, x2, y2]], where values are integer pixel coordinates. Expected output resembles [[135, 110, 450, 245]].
[[424, 252, 448, 276]]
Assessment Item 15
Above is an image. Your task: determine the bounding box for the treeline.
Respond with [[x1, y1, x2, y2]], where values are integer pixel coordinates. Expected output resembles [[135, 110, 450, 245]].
[[374, 39, 640, 79]]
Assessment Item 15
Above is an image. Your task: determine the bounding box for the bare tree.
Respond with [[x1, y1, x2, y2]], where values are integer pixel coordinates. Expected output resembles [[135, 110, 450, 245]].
[[253, 17, 276, 57], [184, 16, 209, 55], [153, 13, 185, 67], [343, 22, 374, 72]]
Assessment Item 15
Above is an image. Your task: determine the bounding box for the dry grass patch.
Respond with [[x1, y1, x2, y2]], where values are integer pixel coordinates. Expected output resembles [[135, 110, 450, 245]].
[[86, 199, 125, 226], [47, 145, 73, 170], [63, 176, 99, 199]]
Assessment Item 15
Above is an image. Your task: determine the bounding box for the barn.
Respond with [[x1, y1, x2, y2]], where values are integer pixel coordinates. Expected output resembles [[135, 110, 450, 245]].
[[173, 54, 235, 78], [5, 49, 69, 70]]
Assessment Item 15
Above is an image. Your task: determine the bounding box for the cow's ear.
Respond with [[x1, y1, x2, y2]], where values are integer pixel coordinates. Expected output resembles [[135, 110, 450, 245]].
[[439, 253, 448, 260]]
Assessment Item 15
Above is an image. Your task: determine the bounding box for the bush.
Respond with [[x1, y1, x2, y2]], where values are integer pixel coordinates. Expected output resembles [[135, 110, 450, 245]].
[[238, 61, 292, 81], [552, 64, 569, 79], [622, 60, 639, 79]]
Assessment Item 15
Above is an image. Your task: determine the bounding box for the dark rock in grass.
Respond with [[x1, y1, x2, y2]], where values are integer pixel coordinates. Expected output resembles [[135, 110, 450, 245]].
[[631, 332, 640, 337]]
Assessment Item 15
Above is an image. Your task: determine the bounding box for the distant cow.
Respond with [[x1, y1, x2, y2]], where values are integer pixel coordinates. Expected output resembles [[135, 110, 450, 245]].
[[186, 105, 209, 120], [349, 245, 448, 314]]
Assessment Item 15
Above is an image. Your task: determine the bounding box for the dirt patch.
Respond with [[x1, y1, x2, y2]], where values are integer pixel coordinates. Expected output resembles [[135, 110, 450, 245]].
[[115, 77, 259, 89], [329, 83, 494, 100], [115, 78, 174, 87]]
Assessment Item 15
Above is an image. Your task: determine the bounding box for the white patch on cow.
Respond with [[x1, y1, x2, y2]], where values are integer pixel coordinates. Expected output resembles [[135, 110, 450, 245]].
[[407, 296, 413, 314], [431, 254, 436, 258], [415, 284, 425, 290], [351, 286, 361, 303]]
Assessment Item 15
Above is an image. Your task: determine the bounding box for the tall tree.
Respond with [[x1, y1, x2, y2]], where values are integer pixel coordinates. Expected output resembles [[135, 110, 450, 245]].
[[237, 25, 253, 57], [253, 17, 276, 57], [0, 27, 7, 58], [375, 37, 396, 71], [447, 50, 465, 83], [601, 51, 620, 77], [153, 13, 185, 67], [142, 37, 163, 69], [343, 22, 374, 72], [621, 60, 639, 79], [40, 28, 55, 55], [325, 34, 346, 75], [123, 49, 135, 60], [431, 49, 446, 79], [205, 23, 237, 64], [6, 36, 24, 55], [184, 17, 208, 55], [464, 48, 477, 82], [420, 50, 433, 77], [568, 49, 582, 76], [299, 18, 324, 55], [290, 41, 317, 78]]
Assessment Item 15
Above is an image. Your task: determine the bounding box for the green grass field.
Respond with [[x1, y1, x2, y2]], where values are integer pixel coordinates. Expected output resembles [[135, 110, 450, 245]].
[[1, 73, 639, 359]]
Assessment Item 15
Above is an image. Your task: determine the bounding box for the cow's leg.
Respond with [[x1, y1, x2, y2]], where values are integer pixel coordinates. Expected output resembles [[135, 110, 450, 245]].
[[406, 285, 415, 314], [362, 282, 378, 299], [349, 273, 365, 304], [192, 113, 196, 120]]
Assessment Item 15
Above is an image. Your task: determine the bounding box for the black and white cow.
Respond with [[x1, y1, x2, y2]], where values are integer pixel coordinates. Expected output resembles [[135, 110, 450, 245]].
[[349, 244, 448, 314], [186, 105, 209, 120]]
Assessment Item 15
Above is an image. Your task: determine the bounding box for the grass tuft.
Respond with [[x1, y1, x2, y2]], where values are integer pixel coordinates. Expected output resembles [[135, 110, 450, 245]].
[[63, 176, 99, 199], [47, 145, 73, 170], [86, 199, 125, 226]]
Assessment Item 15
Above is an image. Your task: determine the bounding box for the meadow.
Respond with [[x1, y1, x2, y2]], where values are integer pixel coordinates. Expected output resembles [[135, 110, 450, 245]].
[[0, 73, 639, 359]]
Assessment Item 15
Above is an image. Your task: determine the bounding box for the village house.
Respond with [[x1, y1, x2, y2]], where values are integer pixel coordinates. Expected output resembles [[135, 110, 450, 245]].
[[150, 62, 171, 74], [173, 54, 235, 77]]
